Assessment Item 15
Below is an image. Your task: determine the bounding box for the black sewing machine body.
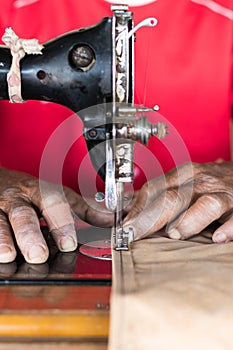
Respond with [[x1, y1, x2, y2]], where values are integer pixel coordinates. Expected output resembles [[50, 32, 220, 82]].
[[0, 17, 113, 110], [0, 8, 134, 284], [0, 13, 136, 182], [0, 6, 163, 268], [0, 18, 116, 179]]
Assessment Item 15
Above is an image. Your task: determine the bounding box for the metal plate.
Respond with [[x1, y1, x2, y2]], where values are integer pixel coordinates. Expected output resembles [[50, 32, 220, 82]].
[[79, 240, 112, 261], [0, 226, 112, 285]]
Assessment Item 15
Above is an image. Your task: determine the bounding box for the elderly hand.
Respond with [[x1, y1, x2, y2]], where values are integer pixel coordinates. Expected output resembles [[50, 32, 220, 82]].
[[124, 162, 233, 243], [0, 168, 112, 264]]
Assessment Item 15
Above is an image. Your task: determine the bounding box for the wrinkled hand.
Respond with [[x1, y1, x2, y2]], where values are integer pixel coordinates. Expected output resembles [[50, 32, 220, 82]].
[[0, 168, 113, 264], [124, 162, 233, 243]]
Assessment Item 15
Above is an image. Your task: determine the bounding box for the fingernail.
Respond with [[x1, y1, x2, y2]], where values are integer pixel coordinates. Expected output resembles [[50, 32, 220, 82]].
[[213, 232, 227, 243], [0, 244, 16, 263], [27, 245, 49, 264], [167, 228, 181, 240], [59, 236, 77, 251]]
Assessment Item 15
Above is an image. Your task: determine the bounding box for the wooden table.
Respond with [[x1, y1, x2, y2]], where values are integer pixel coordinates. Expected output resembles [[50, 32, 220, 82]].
[[0, 283, 110, 349]]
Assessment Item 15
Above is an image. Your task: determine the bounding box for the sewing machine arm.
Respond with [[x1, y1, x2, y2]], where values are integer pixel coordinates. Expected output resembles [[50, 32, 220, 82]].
[[0, 17, 113, 111], [0, 6, 166, 250]]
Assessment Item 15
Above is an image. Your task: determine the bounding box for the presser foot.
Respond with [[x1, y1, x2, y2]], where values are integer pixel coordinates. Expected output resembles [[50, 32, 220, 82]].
[[79, 227, 134, 260], [113, 227, 134, 251]]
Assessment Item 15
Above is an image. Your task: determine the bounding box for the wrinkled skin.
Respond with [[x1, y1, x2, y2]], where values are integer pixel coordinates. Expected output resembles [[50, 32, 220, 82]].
[[124, 162, 233, 243], [2, 161, 233, 264], [0, 168, 113, 264]]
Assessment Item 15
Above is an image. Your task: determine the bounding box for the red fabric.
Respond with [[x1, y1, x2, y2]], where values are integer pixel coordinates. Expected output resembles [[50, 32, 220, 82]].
[[0, 0, 232, 195]]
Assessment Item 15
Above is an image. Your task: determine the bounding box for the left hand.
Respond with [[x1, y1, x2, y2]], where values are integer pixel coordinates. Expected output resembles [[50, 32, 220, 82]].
[[0, 168, 113, 264], [123, 162, 233, 242]]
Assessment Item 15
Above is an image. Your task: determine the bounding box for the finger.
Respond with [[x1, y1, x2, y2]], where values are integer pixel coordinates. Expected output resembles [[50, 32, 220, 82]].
[[64, 188, 114, 227], [8, 202, 49, 264], [42, 201, 78, 252], [125, 163, 195, 222], [0, 211, 17, 263], [122, 191, 137, 216], [33, 186, 78, 252], [148, 162, 196, 196], [167, 194, 228, 240], [124, 182, 151, 221], [212, 215, 233, 243], [124, 186, 192, 240]]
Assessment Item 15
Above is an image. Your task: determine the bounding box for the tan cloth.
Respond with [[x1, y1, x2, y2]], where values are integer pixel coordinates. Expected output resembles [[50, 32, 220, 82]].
[[108, 228, 233, 350]]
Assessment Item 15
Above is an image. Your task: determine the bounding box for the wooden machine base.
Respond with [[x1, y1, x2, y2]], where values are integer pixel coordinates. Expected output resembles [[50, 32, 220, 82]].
[[0, 226, 112, 349]]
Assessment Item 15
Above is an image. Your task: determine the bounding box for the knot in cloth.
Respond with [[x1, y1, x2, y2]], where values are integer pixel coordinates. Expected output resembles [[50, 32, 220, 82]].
[[2, 27, 43, 103]]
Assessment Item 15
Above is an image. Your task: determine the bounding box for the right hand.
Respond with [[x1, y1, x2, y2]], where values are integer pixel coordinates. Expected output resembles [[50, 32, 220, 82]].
[[123, 162, 233, 243]]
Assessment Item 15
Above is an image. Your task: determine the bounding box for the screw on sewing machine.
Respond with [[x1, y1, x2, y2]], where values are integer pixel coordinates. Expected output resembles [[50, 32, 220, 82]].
[[95, 192, 105, 203], [69, 44, 95, 71], [37, 70, 46, 80], [88, 128, 98, 138]]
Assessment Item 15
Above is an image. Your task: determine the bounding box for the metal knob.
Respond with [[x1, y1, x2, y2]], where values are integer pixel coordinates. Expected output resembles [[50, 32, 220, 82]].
[[135, 115, 167, 145]]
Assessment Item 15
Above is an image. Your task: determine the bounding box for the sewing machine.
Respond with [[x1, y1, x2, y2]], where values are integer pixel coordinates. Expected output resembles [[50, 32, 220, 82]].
[[0, 5, 167, 344], [0, 4, 166, 255]]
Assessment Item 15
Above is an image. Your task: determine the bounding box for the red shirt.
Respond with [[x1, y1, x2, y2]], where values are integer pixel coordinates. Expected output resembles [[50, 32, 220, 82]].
[[0, 0, 232, 196]]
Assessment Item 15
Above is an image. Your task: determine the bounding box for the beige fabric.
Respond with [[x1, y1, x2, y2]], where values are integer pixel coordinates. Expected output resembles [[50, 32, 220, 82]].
[[108, 229, 233, 350]]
